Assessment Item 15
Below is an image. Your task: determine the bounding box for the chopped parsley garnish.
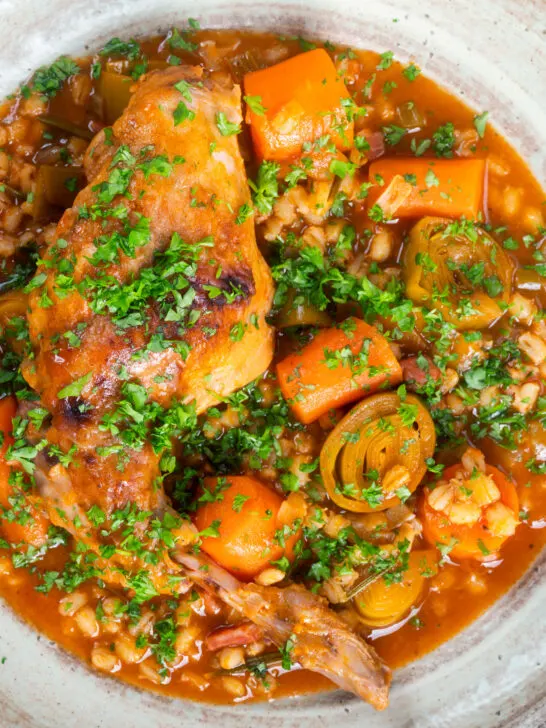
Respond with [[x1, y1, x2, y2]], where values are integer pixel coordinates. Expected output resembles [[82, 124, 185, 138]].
[[126, 570, 159, 603], [382, 125, 406, 145], [432, 122, 456, 158], [235, 203, 253, 225], [402, 63, 420, 81], [215, 112, 241, 136], [99, 37, 141, 60], [249, 161, 280, 215], [151, 616, 177, 667], [57, 372, 92, 399], [244, 95, 266, 115], [425, 168, 440, 187], [173, 102, 195, 125], [330, 159, 356, 178], [32, 57, 80, 98], [376, 51, 394, 70], [168, 28, 198, 52], [473, 111, 489, 139]]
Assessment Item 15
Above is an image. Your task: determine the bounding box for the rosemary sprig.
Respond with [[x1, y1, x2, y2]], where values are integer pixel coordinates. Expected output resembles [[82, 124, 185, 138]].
[[342, 565, 392, 602], [216, 651, 282, 676], [39, 114, 94, 140]]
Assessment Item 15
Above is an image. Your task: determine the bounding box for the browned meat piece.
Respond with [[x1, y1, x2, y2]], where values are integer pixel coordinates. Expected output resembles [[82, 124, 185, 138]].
[[205, 622, 264, 651], [20, 66, 390, 709], [22, 66, 273, 515], [176, 551, 391, 710], [400, 355, 441, 389]]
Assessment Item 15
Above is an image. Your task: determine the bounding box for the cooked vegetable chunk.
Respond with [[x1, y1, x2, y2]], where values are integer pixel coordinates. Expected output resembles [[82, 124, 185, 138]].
[[99, 71, 133, 123], [404, 216, 513, 330], [354, 550, 438, 627], [193, 475, 301, 580], [421, 448, 520, 560], [320, 392, 435, 512], [244, 49, 354, 160], [367, 158, 485, 218], [276, 318, 402, 424]]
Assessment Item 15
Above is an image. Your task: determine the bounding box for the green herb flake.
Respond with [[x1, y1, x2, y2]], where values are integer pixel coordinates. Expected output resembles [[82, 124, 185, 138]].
[[377, 51, 394, 70], [57, 372, 92, 399], [473, 111, 489, 139], [32, 57, 80, 98], [402, 63, 421, 82], [173, 102, 195, 125], [244, 95, 267, 115], [99, 37, 141, 61], [382, 125, 406, 145], [215, 112, 241, 137]]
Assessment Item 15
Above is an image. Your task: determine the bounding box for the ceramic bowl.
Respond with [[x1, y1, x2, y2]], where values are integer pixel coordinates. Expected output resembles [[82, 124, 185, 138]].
[[0, 1, 545, 726]]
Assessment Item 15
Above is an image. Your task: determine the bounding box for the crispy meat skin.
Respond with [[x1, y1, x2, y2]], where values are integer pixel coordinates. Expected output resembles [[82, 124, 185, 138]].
[[23, 67, 273, 514]]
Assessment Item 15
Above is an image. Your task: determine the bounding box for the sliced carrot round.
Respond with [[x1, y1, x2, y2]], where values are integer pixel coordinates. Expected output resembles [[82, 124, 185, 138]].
[[193, 475, 301, 580]]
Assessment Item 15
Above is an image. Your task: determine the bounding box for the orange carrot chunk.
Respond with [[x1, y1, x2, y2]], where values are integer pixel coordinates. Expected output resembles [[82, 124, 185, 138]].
[[193, 476, 301, 580], [243, 48, 354, 161], [367, 158, 485, 219], [276, 317, 403, 425], [421, 457, 519, 561]]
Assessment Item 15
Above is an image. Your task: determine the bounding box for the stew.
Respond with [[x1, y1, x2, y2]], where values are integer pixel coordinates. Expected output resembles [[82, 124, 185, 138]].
[[0, 24, 544, 710]]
